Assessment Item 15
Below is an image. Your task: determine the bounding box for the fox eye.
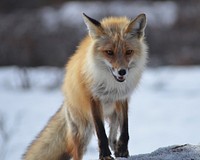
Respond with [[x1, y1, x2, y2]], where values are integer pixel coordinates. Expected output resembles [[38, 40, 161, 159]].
[[105, 50, 114, 56], [126, 50, 133, 55]]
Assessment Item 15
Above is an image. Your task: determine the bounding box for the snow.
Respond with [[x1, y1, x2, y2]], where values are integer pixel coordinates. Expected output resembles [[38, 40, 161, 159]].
[[0, 66, 200, 160]]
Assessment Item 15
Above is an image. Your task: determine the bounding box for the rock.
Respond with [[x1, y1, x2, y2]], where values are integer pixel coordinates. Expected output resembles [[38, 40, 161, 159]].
[[118, 144, 200, 160]]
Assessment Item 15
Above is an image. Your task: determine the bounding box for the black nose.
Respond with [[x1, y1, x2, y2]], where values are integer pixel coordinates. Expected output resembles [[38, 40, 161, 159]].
[[118, 69, 126, 76]]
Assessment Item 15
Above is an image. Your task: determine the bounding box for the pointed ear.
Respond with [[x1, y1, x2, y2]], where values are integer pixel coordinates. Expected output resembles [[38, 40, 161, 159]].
[[125, 13, 147, 39], [82, 13, 104, 39]]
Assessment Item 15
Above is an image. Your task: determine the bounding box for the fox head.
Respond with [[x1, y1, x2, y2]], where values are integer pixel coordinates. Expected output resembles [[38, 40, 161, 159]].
[[83, 13, 147, 82]]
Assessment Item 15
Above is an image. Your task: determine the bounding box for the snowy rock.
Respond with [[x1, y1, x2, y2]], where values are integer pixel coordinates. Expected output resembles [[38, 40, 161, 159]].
[[118, 144, 200, 160]]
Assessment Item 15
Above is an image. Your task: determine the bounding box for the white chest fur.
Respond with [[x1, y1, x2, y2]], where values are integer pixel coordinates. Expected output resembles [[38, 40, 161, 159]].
[[91, 66, 140, 103], [93, 74, 138, 117]]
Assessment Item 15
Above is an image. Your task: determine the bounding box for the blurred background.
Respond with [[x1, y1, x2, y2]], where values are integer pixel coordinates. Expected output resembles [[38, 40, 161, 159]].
[[0, 0, 200, 160], [0, 0, 200, 67]]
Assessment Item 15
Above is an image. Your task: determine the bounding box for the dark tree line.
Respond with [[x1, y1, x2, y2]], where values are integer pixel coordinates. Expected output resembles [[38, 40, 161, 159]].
[[0, 0, 200, 67]]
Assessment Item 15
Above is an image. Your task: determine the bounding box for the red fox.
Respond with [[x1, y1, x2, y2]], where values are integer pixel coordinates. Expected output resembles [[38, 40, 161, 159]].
[[23, 13, 148, 160]]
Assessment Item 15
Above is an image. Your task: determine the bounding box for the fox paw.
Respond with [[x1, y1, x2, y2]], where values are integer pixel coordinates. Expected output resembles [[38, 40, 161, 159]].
[[115, 149, 129, 158], [99, 156, 115, 160], [114, 141, 129, 158]]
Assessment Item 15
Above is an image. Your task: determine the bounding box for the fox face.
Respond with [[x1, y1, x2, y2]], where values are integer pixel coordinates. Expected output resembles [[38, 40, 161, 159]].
[[95, 32, 143, 82], [83, 13, 147, 83]]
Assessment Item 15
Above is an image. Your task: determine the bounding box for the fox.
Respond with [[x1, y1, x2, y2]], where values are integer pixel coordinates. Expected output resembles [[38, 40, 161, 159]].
[[23, 13, 148, 160]]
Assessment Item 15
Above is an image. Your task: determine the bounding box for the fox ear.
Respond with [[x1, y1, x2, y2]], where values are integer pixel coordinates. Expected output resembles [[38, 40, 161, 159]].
[[83, 13, 104, 39], [125, 13, 147, 39]]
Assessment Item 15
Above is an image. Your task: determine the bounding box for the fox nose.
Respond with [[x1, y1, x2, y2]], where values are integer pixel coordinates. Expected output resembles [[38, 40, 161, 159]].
[[118, 69, 126, 76]]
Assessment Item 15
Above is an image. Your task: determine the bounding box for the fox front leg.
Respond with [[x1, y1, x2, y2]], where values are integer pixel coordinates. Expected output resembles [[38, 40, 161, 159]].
[[91, 99, 114, 160], [114, 100, 129, 158]]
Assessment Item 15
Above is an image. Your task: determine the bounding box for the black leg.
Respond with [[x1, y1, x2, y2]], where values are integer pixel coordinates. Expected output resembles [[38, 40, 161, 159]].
[[115, 100, 129, 158], [91, 98, 114, 160]]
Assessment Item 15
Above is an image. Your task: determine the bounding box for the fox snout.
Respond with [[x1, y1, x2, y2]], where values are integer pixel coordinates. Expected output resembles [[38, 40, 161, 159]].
[[118, 69, 127, 76], [111, 68, 128, 82]]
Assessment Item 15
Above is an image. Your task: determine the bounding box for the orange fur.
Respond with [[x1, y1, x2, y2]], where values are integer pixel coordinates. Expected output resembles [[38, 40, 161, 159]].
[[23, 13, 148, 160]]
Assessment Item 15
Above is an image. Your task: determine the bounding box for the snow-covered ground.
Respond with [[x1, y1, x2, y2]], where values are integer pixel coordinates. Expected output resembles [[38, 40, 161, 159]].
[[0, 66, 200, 160]]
